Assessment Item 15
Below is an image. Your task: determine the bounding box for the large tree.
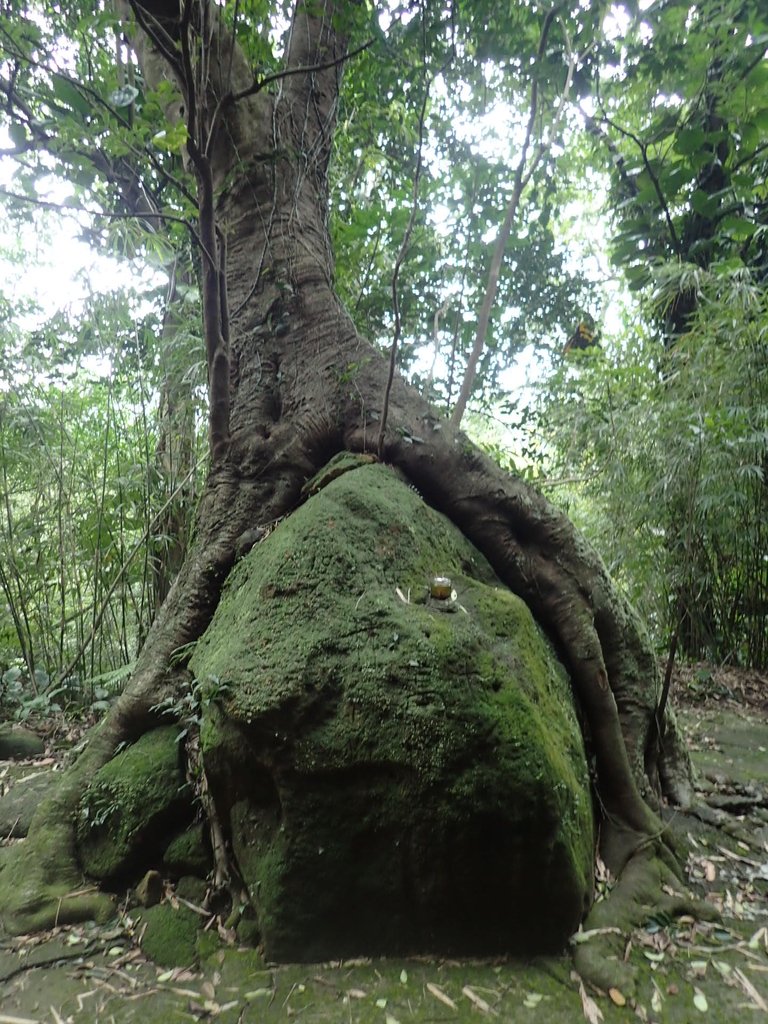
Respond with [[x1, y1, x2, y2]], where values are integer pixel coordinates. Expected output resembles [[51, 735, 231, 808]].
[[0, 0, 697, 988]]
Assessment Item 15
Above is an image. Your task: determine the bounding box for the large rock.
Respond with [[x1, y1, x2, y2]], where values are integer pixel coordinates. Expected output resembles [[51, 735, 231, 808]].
[[0, 770, 53, 837], [190, 460, 594, 959], [0, 723, 45, 760]]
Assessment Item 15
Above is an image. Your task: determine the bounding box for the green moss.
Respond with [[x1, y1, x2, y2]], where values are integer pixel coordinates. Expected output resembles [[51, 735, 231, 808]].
[[0, 794, 115, 934], [163, 823, 212, 878], [175, 874, 208, 903], [196, 924, 223, 962], [77, 726, 191, 881], [137, 902, 200, 967]]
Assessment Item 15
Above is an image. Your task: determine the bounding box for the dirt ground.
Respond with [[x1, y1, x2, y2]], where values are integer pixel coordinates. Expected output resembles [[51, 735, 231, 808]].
[[1, 667, 767, 1024]]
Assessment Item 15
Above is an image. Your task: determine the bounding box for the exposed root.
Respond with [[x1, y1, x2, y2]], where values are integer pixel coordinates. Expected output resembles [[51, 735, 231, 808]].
[[573, 843, 718, 994], [0, 783, 114, 934]]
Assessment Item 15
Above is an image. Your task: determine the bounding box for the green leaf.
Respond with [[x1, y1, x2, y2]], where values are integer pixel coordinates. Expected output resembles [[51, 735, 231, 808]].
[[752, 109, 768, 133], [152, 121, 188, 153], [8, 123, 27, 148], [674, 128, 706, 155], [660, 165, 695, 193], [690, 190, 718, 217], [720, 215, 756, 240], [52, 75, 91, 117]]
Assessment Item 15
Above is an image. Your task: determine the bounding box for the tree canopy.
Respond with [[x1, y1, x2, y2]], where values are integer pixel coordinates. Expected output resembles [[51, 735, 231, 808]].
[[1, 0, 765, 679]]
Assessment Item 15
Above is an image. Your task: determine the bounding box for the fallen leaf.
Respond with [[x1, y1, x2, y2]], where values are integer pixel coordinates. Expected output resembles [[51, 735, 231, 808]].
[[244, 988, 273, 1000], [693, 988, 708, 1012], [462, 985, 495, 1014], [577, 979, 604, 1024], [400, 968, 408, 984], [734, 967, 768, 1011], [426, 982, 457, 1010], [608, 988, 626, 1006], [375, 998, 388, 1009], [347, 989, 367, 999], [385, 1016, 401, 1024], [523, 992, 543, 1008]]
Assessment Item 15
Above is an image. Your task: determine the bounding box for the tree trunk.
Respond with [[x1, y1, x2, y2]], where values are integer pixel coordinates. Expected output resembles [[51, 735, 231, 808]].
[[0, 0, 694, 970], [150, 265, 198, 613]]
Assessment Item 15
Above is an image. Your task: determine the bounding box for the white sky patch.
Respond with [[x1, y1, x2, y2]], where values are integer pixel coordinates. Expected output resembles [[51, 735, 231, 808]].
[[1, 130, 166, 377]]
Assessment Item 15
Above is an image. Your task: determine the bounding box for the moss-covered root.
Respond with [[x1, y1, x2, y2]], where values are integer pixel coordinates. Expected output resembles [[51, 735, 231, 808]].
[[573, 845, 715, 996], [0, 789, 114, 935]]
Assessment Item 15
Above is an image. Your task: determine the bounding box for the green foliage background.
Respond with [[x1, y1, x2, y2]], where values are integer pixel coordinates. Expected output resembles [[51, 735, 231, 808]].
[[0, 0, 766, 718]]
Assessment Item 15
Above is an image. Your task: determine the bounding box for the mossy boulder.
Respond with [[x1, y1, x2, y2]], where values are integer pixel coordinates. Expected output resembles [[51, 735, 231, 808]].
[[0, 723, 45, 760], [163, 822, 212, 878], [0, 769, 53, 837], [76, 725, 193, 881], [137, 902, 200, 967], [190, 460, 594, 960]]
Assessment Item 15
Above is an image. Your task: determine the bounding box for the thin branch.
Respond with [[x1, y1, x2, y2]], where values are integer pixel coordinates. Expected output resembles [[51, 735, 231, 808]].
[[126, 0, 184, 80], [593, 106, 682, 255], [230, 36, 375, 105], [59, 454, 208, 685], [0, 23, 133, 130], [733, 139, 768, 172], [449, 4, 569, 430], [0, 185, 209, 260], [377, 1, 454, 457], [203, 35, 376, 159]]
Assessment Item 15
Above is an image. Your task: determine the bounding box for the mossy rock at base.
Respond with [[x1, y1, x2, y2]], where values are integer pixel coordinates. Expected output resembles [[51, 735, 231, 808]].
[[76, 726, 193, 881], [190, 461, 595, 960], [137, 902, 200, 967], [163, 822, 212, 878], [0, 770, 53, 837], [0, 723, 45, 759], [0, 794, 115, 934], [175, 875, 208, 904]]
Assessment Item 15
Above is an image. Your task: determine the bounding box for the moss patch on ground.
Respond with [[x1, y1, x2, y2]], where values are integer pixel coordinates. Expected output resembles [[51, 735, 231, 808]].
[[2, 920, 766, 1024], [135, 902, 201, 967], [0, 699, 765, 1021]]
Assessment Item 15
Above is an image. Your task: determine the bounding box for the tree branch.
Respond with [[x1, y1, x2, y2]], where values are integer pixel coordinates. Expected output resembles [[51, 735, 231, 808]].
[[592, 106, 683, 257], [449, 4, 571, 430]]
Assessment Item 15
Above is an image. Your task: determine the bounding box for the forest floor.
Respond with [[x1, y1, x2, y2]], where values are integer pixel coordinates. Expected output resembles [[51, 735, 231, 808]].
[[0, 665, 767, 1024]]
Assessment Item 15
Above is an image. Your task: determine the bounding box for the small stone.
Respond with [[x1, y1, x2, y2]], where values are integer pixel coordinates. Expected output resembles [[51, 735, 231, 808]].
[[136, 870, 164, 907]]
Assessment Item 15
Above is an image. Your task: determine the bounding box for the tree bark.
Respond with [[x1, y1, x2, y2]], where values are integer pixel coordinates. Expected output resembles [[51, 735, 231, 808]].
[[124, 0, 691, 852], [0, 0, 693, 955]]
